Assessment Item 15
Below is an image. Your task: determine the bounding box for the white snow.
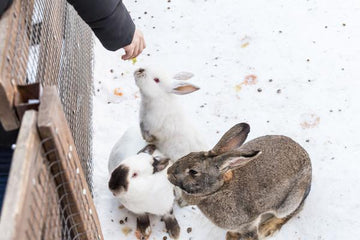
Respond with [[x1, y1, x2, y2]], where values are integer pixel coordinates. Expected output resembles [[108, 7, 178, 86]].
[[92, 0, 360, 239]]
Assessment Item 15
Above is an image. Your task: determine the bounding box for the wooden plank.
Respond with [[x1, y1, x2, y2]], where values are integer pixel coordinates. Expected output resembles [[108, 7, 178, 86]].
[[37, 86, 103, 240], [0, 0, 21, 130], [0, 110, 39, 239]]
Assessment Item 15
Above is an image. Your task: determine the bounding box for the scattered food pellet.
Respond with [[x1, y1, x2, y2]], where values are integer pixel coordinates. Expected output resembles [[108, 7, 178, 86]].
[[243, 74, 258, 85], [325, 26, 328, 28], [111, 219, 114, 222], [121, 226, 132, 236], [110, 69, 114, 73], [279, 30, 282, 33], [277, 89, 282, 94], [257, 88, 262, 92], [300, 113, 320, 129], [306, 139, 310, 142], [119, 205, 125, 209], [187, 227, 192, 233], [114, 88, 123, 96], [269, 79, 273, 82], [144, 11, 147, 14], [306, 59, 310, 62], [342, 23, 346, 26]]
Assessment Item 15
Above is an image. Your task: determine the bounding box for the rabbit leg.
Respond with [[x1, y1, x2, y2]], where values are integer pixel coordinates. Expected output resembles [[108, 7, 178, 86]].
[[226, 230, 259, 240], [258, 215, 287, 238], [135, 214, 151, 240], [162, 210, 180, 239], [140, 122, 156, 142]]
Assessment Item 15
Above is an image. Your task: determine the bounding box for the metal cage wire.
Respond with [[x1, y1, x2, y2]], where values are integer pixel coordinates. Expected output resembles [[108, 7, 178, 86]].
[[4, 0, 94, 189], [24, 137, 101, 240]]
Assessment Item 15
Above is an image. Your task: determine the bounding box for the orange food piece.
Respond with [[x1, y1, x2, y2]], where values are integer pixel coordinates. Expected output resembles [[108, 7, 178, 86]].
[[243, 75, 258, 85], [114, 88, 123, 96]]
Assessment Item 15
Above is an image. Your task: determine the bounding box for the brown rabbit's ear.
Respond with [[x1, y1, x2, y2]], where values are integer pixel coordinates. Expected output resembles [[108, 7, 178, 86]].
[[171, 82, 200, 95], [218, 150, 261, 173], [212, 123, 250, 154]]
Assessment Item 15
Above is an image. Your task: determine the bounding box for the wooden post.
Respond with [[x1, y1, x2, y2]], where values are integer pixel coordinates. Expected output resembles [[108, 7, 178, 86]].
[[37, 86, 103, 240], [0, 111, 41, 239]]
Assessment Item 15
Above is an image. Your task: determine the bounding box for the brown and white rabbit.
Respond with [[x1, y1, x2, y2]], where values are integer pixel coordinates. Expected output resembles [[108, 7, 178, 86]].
[[167, 123, 312, 240], [108, 127, 180, 239]]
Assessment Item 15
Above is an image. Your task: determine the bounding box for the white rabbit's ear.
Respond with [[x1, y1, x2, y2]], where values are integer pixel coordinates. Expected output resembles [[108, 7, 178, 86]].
[[173, 72, 194, 81], [171, 82, 200, 95], [138, 144, 156, 155], [219, 150, 261, 173], [152, 157, 170, 173]]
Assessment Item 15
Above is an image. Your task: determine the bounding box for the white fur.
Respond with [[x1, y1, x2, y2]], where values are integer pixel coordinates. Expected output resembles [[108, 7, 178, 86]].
[[108, 125, 147, 173], [117, 153, 174, 215], [134, 67, 208, 161], [108, 126, 174, 215]]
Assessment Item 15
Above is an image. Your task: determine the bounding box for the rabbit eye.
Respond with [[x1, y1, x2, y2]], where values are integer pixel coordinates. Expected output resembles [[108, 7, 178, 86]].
[[188, 169, 199, 176], [154, 78, 160, 83], [132, 172, 138, 178]]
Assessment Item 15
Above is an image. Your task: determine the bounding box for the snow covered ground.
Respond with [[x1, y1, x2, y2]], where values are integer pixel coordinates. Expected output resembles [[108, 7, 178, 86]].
[[92, 0, 360, 239]]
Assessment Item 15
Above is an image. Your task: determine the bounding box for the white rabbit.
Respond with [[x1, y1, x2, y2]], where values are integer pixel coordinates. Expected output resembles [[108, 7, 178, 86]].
[[108, 125, 147, 174], [108, 127, 180, 239], [133, 67, 208, 161]]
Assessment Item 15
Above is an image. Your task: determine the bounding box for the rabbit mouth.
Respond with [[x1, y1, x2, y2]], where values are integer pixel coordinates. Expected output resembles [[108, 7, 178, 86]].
[[167, 173, 178, 186], [134, 68, 146, 79]]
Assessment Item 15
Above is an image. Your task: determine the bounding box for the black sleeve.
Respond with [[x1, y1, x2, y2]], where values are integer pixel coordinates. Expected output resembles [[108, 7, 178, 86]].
[[0, 0, 13, 17], [67, 0, 135, 51]]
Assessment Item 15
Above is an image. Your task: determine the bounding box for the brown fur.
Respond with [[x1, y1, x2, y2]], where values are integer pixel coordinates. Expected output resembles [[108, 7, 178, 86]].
[[167, 123, 312, 239]]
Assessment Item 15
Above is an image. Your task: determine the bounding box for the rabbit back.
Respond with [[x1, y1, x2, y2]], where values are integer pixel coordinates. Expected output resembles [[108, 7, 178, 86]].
[[198, 135, 311, 230]]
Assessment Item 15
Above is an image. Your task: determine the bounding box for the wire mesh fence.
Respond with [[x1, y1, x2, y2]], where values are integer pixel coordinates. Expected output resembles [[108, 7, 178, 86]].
[[1, 107, 102, 240], [22, 137, 101, 240], [1, 0, 94, 189]]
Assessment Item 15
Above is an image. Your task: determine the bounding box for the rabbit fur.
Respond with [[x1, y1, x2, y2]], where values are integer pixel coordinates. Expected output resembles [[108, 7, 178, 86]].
[[167, 123, 312, 240], [108, 126, 180, 239], [134, 67, 208, 161]]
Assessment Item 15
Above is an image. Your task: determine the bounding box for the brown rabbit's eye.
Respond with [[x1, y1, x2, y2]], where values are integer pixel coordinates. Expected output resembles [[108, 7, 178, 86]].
[[154, 78, 160, 83], [189, 169, 198, 176]]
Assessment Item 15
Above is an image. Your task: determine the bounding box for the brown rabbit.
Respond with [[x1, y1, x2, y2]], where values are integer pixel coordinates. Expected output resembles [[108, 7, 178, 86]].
[[167, 123, 312, 240]]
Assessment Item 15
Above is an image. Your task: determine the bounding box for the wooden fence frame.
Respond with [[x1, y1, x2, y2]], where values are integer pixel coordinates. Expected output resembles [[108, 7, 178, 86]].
[[0, 86, 103, 240]]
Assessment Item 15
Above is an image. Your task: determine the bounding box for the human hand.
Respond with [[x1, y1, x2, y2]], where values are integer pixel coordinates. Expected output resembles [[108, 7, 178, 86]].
[[122, 29, 146, 60]]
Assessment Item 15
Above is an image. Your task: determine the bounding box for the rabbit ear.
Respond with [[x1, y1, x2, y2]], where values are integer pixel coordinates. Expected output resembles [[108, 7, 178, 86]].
[[212, 123, 250, 154], [152, 157, 170, 173], [138, 144, 156, 155], [173, 72, 194, 81], [171, 82, 200, 95], [219, 150, 261, 173]]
